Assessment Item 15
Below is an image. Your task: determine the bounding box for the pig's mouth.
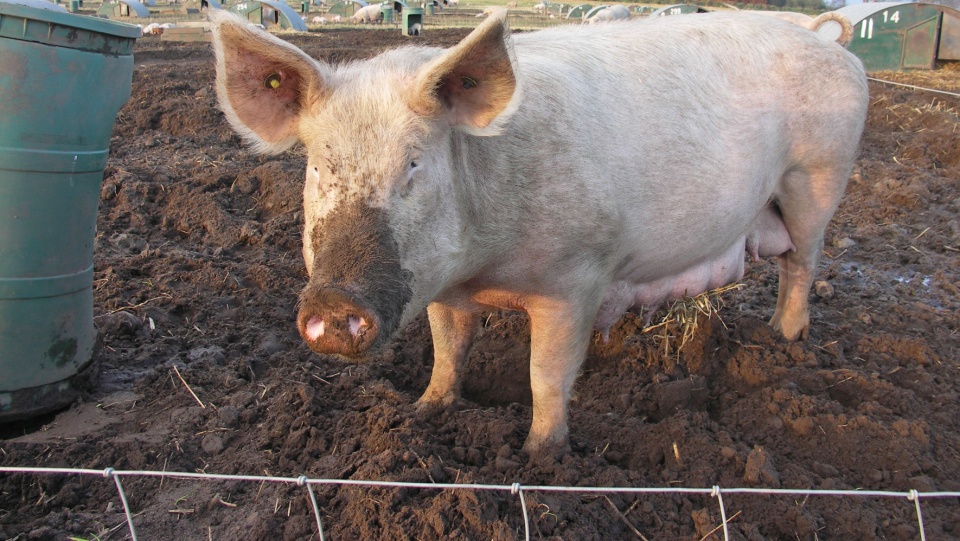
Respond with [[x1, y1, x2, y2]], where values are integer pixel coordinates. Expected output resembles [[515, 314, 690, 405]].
[[296, 285, 400, 360]]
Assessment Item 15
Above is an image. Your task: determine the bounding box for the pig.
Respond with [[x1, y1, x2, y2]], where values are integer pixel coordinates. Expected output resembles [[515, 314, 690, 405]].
[[350, 4, 383, 23], [210, 10, 868, 454], [587, 5, 629, 23], [408, 22, 423, 35]]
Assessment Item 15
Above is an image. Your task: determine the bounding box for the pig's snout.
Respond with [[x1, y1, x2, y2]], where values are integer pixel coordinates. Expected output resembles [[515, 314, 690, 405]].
[[297, 288, 381, 358]]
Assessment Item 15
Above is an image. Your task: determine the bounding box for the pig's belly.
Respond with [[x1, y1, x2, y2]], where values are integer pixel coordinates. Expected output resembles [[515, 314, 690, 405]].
[[593, 207, 794, 334]]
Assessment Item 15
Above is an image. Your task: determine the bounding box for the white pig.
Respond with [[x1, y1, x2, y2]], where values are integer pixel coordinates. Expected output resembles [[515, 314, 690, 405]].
[[210, 10, 868, 454], [350, 4, 383, 23]]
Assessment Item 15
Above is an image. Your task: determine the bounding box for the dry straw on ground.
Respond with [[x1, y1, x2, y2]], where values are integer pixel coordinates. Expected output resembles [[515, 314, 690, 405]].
[[643, 283, 744, 356]]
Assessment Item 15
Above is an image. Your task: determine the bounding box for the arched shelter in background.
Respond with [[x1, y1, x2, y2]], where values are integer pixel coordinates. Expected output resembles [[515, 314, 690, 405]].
[[96, 0, 150, 18], [817, 2, 960, 70], [566, 3, 590, 19], [228, 0, 308, 30], [649, 4, 708, 17], [582, 4, 607, 20], [327, 0, 367, 18], [182, 0, 221, 13]]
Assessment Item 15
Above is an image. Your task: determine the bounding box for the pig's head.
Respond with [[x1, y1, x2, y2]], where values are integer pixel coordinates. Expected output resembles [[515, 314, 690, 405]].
[[211, 10, 522, 359]]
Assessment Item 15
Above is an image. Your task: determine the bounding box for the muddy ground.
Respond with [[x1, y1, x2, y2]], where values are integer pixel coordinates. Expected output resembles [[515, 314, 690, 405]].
[[2, 25, 960, 541]]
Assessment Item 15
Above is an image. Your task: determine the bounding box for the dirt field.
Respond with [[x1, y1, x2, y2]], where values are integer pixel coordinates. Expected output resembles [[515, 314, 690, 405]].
[[2, 25, 960, 540]]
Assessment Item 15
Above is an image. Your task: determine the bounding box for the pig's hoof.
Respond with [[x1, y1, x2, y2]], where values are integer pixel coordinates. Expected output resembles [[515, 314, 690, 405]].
[[415, 394, 460, 417], [521, 436, 570, 463], [770, 311, 809, 341]]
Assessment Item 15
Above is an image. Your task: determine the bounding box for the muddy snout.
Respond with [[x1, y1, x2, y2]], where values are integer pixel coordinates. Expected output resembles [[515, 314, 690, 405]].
[[297, 287, 381, 358]]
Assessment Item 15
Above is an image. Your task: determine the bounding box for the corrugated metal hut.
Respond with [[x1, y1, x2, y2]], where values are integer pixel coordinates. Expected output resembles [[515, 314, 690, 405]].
[[229, 0, 308, 30], [96, 0, 150, 18], [817, 2, 960, 70], [181, 0, 221, 13], [649, 4, 708, 17], [327, 0, 367, 18], [582, 4, 608, 20], [566, 3, 590, 19]]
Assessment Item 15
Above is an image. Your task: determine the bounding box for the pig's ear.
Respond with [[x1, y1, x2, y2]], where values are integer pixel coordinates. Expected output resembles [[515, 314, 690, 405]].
[[211, 11, 330, 154], [409, 9, 521, 136]]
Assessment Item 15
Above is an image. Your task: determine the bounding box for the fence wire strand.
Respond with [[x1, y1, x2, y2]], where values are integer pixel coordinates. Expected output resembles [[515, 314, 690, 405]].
[[3, 466, 958, 539]]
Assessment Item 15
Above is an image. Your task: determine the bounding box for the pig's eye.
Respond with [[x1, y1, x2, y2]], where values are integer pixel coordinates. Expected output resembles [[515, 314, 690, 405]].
[[407, 160, 421, 181], [400, 160, 422, 197]]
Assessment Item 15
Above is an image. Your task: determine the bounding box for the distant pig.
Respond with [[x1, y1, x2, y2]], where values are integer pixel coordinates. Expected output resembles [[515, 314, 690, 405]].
[[350, 4, 383, 23], [210, 10, 868, 454]]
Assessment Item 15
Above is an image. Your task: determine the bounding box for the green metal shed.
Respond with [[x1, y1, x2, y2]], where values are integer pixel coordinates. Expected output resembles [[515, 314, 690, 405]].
[[229, 0, 308, 30], [818, 2, 960, 71], [649, 4, 708, 17], [327, 0, 367, 18], [566, 3, 590, 19], [96, 0, 150, 18], [582, 4, 608, 20]]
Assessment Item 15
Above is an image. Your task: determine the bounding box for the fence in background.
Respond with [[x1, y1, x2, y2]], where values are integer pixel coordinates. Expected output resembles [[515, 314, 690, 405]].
[[2, 466, 959, 541]]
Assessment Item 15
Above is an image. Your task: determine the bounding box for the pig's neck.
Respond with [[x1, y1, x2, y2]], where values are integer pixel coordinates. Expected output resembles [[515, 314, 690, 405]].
[[447, 132, 532, 272]]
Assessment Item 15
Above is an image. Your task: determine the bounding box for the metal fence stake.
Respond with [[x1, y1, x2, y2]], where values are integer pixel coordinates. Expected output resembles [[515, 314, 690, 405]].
[[104, 468, 138, 541], [711, 485, 730, 541], [298, 475, 326, 541], [512, 482, 530, 541], [909, 490, 927, 541]]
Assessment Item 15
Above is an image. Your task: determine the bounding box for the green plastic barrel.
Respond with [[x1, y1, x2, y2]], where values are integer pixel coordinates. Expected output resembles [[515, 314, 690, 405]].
[[0, 2, 139, 421]]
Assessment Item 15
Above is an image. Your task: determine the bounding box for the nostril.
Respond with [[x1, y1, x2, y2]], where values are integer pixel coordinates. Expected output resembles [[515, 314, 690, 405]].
[[348, 315, 368, 338], [305, 316, 325, 341]]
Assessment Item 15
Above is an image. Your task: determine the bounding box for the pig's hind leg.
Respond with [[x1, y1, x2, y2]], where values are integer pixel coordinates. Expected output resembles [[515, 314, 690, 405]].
[[770, 166, 849, 340], [417, 302, 480, 408]]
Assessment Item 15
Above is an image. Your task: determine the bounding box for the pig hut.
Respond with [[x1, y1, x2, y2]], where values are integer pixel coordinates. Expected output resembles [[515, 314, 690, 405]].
[[96, 0, 150, 18], [327, 0, 367, 19], [228, 0, 308, 30], [649, 3, 708, 17], [566, 3, 591, 19], [816, 2, 960, 70], [181, 0, 222, 13]]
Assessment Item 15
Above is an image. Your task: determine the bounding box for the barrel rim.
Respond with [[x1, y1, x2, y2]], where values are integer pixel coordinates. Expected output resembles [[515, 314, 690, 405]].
[[0, 1, 142, 40]]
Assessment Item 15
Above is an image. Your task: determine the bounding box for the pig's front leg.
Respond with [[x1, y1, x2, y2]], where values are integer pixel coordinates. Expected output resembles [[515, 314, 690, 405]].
[[417, 302, 479, 408], [522, 296, 598, 455]]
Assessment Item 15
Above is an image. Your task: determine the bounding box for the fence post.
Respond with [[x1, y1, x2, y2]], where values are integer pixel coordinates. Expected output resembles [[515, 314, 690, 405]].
[[511, 482, 530, 541], [104, 468, 139, 541], [711, 485, 730, 541]]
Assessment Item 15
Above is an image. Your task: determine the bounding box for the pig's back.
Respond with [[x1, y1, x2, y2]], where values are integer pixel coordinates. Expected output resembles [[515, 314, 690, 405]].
[[487, 13, 866, 281]]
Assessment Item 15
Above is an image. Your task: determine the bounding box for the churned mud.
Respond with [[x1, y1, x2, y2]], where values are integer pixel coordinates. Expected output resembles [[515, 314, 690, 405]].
[[1, 28, 959, 540]]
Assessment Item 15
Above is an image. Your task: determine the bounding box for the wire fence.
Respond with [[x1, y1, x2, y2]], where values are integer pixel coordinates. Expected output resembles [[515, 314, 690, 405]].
[[3, 466, 959, 541]]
